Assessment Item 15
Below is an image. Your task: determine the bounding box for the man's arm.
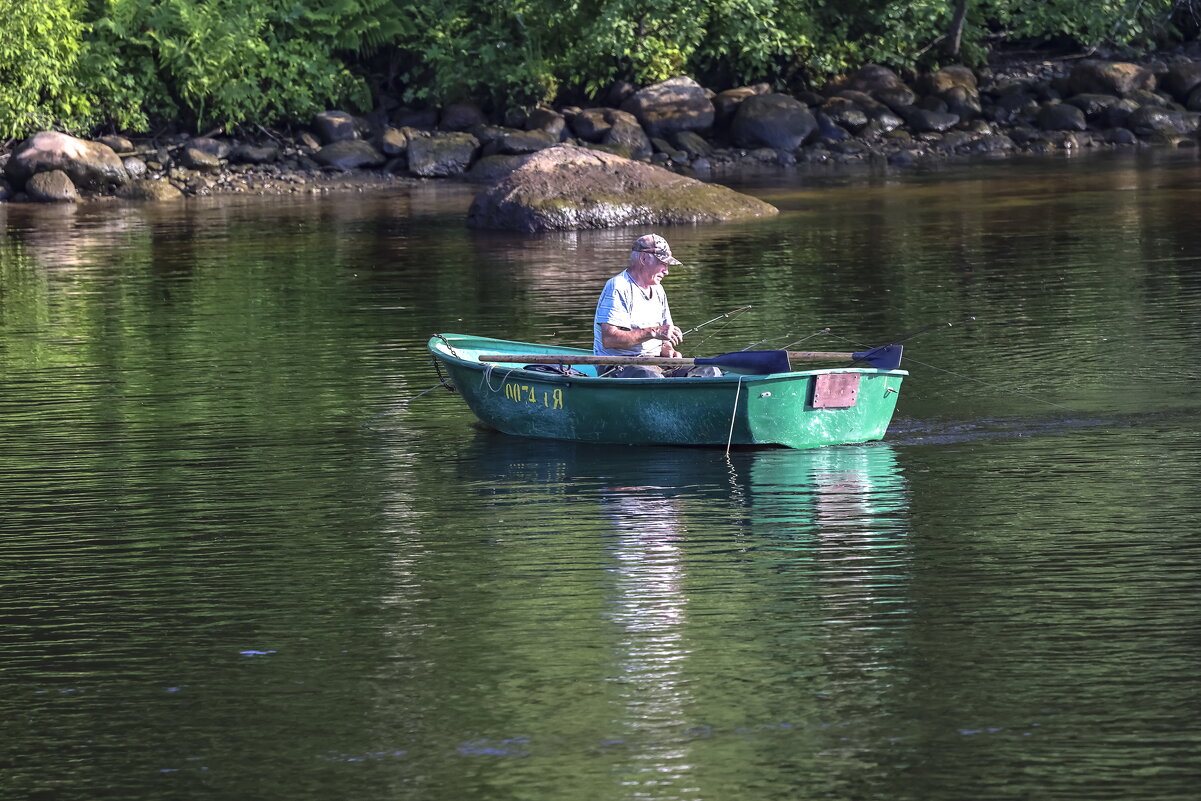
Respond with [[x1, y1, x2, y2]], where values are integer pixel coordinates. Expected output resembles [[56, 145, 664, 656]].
[[599, 323, 683, 351]]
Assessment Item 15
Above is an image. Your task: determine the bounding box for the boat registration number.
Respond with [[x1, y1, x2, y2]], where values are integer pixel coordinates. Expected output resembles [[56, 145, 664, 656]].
[[504, 382, 564, 409]]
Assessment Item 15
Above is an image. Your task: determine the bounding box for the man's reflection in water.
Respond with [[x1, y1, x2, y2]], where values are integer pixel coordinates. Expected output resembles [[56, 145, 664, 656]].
[[601, 475, 694, 797]]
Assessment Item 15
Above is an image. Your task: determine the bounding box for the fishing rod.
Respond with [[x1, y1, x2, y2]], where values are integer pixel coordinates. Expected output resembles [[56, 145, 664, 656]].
[[889, 316, 977, 345], [681, 305, 752, 337], [779, 328, 833, 350]]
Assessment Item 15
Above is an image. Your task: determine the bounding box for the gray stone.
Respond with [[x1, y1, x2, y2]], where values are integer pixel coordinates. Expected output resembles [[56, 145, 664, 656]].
[[313, 140, 387, 170], [123, 157, 147, 179], [847, 64, 917, 111], [942, 86, 983, 120], [815, 112, 851, 141], [1163, 58, 1201, 102], [495, 129, 557, 155], [465, 154, 533, 182], [314, 110, 358, 144], [117, 179, 184, 201], [875, 86, 918, 112], [229, 143, 280, 165], [525, 108, 567, 139], [620, 76, 715, 138], [1066, 93, 1126, 121], [1106, 127, 1139, 145], [730, 93, 817, 151], [673, 130, 713, 157], [570, 108, 639, 142], [713, 85, 770, 124], [602, 116, 652, 159], [376, 127, 409, 157], [903, 108, 960, 133], [298, 131, 322, 151], [1068, 60, 1156, 97], [406, 132, 479, 176], [180, 146, 222, 171], [6, 131, 129, 189], [917, 65, 978, 97], [98, 135, 134, 154], [466, 144, 777, 232], [821, 97, 869, 132], [1037, 102, 1087, 132], [606, 80, 637, 107], [188, 136, 232, 159], [1126, 106, 1200, 137], [26, 169, 77, 202]]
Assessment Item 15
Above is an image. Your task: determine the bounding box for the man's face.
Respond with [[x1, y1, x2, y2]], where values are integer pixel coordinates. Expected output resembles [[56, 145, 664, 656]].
[[642, 252, 670, 284]]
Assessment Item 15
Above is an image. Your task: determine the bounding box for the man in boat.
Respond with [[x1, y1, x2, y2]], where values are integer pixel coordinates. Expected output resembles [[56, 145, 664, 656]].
[[592, 234, 721, 378]]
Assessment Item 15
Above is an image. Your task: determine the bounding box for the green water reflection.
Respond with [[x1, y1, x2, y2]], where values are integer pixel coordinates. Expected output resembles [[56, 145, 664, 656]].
[[2, 152, 1200, 801]]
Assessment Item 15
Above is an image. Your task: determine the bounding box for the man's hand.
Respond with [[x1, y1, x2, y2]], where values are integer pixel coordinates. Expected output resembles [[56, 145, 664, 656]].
[[656, 324, 683, 346]]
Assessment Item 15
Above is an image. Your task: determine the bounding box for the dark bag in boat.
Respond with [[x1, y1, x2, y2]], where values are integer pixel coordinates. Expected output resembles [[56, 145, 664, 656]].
[[523, 364, 588, 377]]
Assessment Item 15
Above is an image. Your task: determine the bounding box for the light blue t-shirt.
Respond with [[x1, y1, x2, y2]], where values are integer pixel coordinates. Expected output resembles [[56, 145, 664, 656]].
[[592, 270, 673, 356]]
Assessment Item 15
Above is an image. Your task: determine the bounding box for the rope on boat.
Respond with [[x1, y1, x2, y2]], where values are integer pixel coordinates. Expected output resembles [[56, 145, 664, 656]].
[[481, 362, 520, 394], [725, 375, 745, 456]]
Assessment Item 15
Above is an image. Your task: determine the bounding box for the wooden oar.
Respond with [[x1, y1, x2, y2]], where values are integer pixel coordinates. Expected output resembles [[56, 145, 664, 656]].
[[478, 345, 902, 374]]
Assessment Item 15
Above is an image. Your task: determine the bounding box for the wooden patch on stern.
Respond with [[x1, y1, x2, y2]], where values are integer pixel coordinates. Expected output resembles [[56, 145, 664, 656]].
[[812, 373, 861, 408]]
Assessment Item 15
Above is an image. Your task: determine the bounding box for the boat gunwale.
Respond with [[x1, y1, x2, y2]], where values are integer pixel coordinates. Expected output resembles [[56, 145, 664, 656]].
[[429, 332, 909, 386]]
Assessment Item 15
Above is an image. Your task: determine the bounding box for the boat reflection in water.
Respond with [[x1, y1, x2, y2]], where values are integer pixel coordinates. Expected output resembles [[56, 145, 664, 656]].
[[439, 432, 911, 795]]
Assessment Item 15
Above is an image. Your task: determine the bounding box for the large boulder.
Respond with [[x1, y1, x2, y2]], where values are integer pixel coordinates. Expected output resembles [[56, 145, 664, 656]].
[[26, 170, 78, 202], [229, 143, 280, 165], [1162, 58, 1201, 102], [1068, 60, 1156, 97], [406, 132, 479, 176], [1126, 106, 1200, 137], [466, 144, 778, 232], [712, 84, 771, 125], [848, 64, 917, 109], [1037, 102, 1087, 132], [620, 76, 715, 138], [571, 108, 638, 142], [493, 129, 558, 155], [5, 131, 129, 190], [903, 107, 960, 133], [314, 110, 359, 144], [525, 108, 567, 139], [602, 115, 653, 159], [466, 154, 534, 182], [117, 179, 185, 201], [730, 93, 817, 151], [313, 140, 386, 170]]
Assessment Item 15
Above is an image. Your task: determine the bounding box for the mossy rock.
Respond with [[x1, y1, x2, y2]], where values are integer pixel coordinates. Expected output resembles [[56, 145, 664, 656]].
[[466, 144, 777, 232]]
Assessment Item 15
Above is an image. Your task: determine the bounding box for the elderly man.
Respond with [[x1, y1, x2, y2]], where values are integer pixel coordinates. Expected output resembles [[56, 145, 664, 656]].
[[593, 233, 719, 378]]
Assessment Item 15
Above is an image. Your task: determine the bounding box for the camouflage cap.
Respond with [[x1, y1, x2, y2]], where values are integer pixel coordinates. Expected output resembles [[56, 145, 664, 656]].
[[632, 233, 682, 265]]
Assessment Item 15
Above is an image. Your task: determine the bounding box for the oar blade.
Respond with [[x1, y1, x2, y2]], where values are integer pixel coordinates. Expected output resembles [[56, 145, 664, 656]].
[[698, 350, 793, 375], [850, 344, 903, 370]]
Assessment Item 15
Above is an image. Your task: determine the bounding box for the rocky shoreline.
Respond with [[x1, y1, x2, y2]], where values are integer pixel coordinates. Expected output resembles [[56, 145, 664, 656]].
[[4, 52, 1201, 212]]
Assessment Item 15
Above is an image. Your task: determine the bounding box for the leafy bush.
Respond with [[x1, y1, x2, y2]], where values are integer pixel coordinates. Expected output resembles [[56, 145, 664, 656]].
[[0, 0, 1196, 138], [0, 0, 92, 137]]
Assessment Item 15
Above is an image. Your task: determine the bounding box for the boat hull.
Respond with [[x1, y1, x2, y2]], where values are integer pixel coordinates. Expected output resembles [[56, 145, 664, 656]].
[[428, 334, 906, 449]]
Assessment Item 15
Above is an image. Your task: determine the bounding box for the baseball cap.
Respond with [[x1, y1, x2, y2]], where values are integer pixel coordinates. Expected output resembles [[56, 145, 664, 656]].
[[632, 233, 683, 265]]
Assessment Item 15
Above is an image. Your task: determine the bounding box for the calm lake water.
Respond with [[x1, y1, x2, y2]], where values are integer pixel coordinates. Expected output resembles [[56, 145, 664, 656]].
[[2, 150, 1200, 801]]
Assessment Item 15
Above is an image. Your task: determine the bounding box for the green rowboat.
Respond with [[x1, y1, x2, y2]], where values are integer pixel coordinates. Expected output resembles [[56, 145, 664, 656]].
[[428, 333, 907, 449]]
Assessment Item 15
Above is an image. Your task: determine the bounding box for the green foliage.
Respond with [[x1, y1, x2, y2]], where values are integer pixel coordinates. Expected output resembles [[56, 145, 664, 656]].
[[0, 0, 92, 137], [0, 0, 1194, 138]]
